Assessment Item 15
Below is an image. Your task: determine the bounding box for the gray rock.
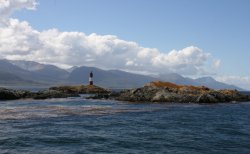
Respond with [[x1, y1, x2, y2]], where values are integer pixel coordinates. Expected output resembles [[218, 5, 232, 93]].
[[33, 90, 79, 99], [196, 93, 218, 103], [0, 87, 80, 100], [110, 81, 250, 103], [152, 90, 179, 102], [0, 88, 33, 100]]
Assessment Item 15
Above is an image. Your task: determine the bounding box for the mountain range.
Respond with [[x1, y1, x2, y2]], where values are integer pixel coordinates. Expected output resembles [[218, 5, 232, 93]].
[[0, 59, 243, 90]]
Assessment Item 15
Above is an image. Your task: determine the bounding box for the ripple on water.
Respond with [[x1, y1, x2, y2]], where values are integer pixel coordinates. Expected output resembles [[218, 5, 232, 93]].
[[0, 99, 165, 120], [0, 99, 250, 153]]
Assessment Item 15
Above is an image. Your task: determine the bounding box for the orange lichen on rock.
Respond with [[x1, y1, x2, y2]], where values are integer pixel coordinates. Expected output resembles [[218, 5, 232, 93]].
[[145, 81, 210, 92], [145, 81, 181, 89], [89, 80, 250, 103], [219, 89, 238, 95]]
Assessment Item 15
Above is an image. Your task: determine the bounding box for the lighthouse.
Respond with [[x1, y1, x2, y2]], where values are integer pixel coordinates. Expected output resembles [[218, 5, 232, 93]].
[[89, 71, 93, 85]]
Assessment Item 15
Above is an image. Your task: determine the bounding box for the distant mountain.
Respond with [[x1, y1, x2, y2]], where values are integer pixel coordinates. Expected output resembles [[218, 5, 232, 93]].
[[157, 73, 196, 85], [66, 66, 78, 72], [158, 74, 243, 90], [67, 66, 156, 88], [0, 59, 68, 85], [194, 77, 242, 90], [0, 70, 25, 82], [0, 60, 42, 86], [0, 59, 244, 90], [10, 60, 69, 81], [9, 60, 46, 71]]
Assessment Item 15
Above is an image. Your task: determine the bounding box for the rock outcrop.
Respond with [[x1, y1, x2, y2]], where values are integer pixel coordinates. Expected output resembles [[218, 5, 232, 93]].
[[110, 81, 250, 103], [49, 85, 110, 94], [0, 88, 33, 100], [0, 84, 109, 100], [0, 88, 79, 100], [1, 81, 249, 103], [32, 90, 79, 99]]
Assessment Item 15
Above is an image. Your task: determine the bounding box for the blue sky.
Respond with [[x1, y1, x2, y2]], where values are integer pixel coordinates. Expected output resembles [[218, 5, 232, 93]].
[[13, 0, 250, 76], [1, 0, 250, 89]]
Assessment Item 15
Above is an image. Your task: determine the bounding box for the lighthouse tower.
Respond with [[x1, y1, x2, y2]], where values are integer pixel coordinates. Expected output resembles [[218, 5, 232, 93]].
[[89, 71, 93, 85]]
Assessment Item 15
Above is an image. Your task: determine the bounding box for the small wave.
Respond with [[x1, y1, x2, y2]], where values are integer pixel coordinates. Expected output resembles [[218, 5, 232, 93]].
[[0, 104, 162, 120]]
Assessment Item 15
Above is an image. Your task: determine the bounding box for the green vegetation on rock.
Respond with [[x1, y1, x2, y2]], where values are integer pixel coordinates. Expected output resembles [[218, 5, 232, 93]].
[[49, 85, 110, 94]]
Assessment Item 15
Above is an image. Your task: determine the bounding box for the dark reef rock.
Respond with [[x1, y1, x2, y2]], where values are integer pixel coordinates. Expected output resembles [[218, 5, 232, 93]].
[[0, 88, 80, 100], [32, 90, 79, 99], [86, 91, 120, 100], [49, 85, 110, 94], [0, 84, 108, 100], [92, 81, 250, 103], [0, 88, 33, 100], [1, 81, 249, 103]]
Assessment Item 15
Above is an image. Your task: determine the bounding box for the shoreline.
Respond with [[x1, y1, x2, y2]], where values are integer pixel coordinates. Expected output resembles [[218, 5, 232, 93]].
[[1, 81, 250, 104]]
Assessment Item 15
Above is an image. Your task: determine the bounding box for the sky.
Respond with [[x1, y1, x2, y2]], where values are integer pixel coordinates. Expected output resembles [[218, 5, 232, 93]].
[[0, 0, 250, 89]]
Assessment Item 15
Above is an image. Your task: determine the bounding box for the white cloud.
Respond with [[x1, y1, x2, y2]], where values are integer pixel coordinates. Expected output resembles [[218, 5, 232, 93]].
[[0, 18, 40, 55], [0, 0, 37, 18], [150, 46, 212, 75], [212, 59, 221, 69], [0, 0, 220, 76], [216, 76, 250, 90]]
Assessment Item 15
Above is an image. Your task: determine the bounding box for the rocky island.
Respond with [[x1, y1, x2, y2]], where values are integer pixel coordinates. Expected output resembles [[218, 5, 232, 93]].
[[0, 85, 109, 100], [0, 71, 110, 100], [0, 87, 78, 100], [0, 81, 249, 103], [90, 81, 250, 103]]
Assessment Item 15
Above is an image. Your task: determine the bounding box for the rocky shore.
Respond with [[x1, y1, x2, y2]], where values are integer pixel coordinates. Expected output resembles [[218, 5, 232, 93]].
[[89, 81, 250, 103], [0, 88, 79, 100], [1, 81, 249, 103], [49, 85, 110, 94], [0, 85, 109, 100]]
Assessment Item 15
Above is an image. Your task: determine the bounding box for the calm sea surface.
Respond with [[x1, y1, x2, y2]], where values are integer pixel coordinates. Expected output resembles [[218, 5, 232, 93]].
[[0, 98, 250, 154]]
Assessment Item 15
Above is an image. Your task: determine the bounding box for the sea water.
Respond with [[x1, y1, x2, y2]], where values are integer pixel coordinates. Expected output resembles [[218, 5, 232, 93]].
[[0, 98, 250, 153]]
